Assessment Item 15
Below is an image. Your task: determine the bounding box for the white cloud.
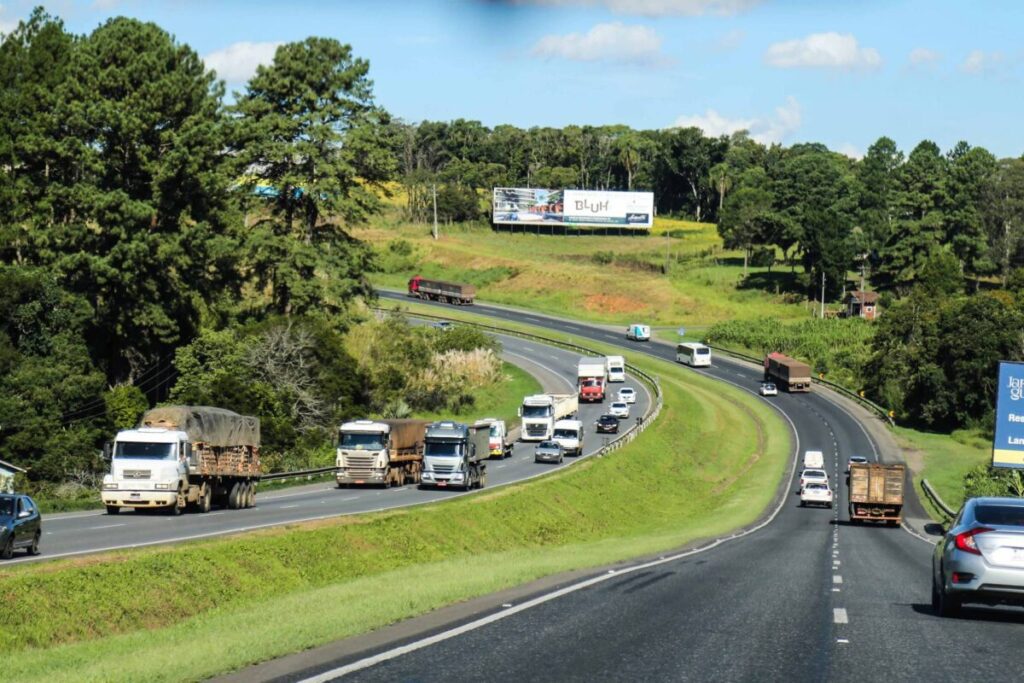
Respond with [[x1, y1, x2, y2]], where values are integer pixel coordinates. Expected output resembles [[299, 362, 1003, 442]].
[[765, 32, 881, 70], [960, 49, 1004, 75], [204, 41, 283, 83], [715, 29, 746, 51], [671, 96, 802, 144], [516, 0, 760, 16], [0, 4, 18, 35], [531, 22, 665, 65], [836, 143, 863, 160], [908, 47, 941, 67]]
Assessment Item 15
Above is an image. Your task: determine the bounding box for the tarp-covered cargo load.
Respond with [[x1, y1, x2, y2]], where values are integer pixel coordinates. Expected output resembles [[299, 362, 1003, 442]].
[[381, 419, 430, 452], [140, 406, 260, 448]]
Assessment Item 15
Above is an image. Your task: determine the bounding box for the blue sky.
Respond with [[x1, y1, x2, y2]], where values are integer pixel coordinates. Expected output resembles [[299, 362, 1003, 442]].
[[3, 0, 1023, 158]]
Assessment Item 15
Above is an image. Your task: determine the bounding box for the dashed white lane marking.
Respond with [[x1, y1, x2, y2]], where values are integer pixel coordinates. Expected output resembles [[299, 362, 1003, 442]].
[[833, 575, 843, 584], [833, 560, 841, 566], [832, 588, 841, 593], [280, 504, 299, 509], [837, 638, 849, 644], [89, 523, 125, 530], [834, 608, 849, 624]]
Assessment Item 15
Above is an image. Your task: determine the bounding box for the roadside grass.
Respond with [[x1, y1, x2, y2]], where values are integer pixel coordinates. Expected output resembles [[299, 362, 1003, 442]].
[[897, 426, 989, 512], [0, 314, 790, 683], [414, 360, 540, 427], [359, 213, 811, 329]]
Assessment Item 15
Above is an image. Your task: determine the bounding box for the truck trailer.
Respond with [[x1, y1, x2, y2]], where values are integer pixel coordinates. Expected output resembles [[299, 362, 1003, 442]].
[[407, 275, 476, 305], [101, 406, 260, 515], [764, 352, 813, 392], [336, 419, 429, 488], [519, 394, 579, 441], [577, 358, 608, 402], [848, 463, 905, 525], [420, 421, 489, 490]]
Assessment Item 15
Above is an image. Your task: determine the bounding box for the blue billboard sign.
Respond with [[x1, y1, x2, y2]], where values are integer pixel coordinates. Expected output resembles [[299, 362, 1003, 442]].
[[993, 361, 1024, 468]]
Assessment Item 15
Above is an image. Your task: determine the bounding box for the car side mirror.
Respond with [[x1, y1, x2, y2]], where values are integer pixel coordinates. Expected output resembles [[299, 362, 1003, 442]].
[[103, 441, 113, 461], [18, 510, 30, 519]]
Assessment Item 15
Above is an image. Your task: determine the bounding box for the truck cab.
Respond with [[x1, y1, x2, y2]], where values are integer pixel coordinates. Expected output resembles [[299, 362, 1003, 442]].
[[552, 419, 584, 456], [337, 420, 390, 486], [101, 427, 190, 512], [421, 421, 486, 490], [520, 395, 557, 441], [478, 418, 513, 459]]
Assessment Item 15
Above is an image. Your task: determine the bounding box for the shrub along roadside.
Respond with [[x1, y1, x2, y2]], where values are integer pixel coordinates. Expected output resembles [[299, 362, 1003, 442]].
[[0, 322, 790, 682]]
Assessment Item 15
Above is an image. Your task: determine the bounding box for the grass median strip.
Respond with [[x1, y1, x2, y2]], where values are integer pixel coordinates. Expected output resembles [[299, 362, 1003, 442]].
[[0, 313, 790, 682]]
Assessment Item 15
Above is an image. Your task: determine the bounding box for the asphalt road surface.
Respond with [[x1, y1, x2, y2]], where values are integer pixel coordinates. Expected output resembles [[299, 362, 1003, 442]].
[[284, 293, 1024, 683], [10, 333, 651, 565]]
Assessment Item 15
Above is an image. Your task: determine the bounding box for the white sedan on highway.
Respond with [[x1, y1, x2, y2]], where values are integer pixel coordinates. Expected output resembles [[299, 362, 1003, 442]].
[[609, 401, 630, 419], [799, 468, 829, 489], [617, 387, 637, 404], [800, 482, 833, 508]]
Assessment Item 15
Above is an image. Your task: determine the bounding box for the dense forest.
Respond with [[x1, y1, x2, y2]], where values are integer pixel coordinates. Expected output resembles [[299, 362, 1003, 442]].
[[2, 8, 1024, 488]]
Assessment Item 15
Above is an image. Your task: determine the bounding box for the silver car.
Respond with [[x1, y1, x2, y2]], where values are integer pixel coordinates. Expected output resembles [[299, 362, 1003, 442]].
[[534, 440, 564, 464], [933, 497, 1024, 616]]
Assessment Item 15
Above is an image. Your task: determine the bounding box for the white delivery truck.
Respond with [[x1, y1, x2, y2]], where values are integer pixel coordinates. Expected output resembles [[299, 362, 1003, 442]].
[[626, 324, 651, 341], [552, 419, 584, 456], [519, 394, 579, 441], [803, 450, 825, 469], [101, 406, 260, 515], [605, 356, 626, 383]]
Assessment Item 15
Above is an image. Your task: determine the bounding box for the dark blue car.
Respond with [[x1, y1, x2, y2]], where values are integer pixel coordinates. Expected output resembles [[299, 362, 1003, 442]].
[[0, 494, 42, 559]]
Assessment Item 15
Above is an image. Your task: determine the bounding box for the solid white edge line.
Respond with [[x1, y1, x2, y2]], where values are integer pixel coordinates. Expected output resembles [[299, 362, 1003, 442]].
[[297, 370, 803, 681]]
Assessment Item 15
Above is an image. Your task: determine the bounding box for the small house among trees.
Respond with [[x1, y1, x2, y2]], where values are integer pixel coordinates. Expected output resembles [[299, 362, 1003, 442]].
[[845, 291, 880, 320], [0, 459, 26, 494]]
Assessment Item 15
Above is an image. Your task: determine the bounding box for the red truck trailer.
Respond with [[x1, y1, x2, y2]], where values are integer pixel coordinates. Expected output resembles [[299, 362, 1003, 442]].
[[407, 276, 476, 305]]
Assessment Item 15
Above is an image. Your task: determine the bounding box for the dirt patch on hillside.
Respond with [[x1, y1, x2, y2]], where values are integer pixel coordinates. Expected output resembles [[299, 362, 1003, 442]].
[[583, 294, 643, 315]]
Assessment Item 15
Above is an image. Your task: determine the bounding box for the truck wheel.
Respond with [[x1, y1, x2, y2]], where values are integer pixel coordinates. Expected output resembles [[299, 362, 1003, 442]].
[[198, 486, 212, 513], [247, 483, 257, 508], [105, 505, 120, 515], [228, 482, 241, 510], [171, 490, 185, 516]]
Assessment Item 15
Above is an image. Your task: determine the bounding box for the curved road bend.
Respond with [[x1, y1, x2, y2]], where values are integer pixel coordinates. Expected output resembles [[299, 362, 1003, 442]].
[[276, 293, 1024, 682], [11, 334, 651, 565]]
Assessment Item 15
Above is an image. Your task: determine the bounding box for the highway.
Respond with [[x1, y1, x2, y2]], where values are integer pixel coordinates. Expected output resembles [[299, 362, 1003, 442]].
[[10, 333, 652, 565], [254, 293, 1024, 683]]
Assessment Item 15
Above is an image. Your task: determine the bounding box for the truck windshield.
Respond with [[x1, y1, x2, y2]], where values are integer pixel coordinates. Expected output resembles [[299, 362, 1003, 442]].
[[425, 441, 462, 457], [553, 429, 578, 439], [489, 425, 501, 437], [114, 442, 175, 459], [339, 432, 385, 450], [522, 406, 552, 418]]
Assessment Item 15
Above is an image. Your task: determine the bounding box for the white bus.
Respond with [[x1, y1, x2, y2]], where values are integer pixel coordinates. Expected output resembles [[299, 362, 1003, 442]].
[[676, 342, 712, 367]]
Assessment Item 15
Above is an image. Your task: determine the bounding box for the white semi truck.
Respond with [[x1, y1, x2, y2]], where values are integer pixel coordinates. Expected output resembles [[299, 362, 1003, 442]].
[[519, 394, 579, 441], [336, 419, 429, 488], [100, 406, 260, 515]]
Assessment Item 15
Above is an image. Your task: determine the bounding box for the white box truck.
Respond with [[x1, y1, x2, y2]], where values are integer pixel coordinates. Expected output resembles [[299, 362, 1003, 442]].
[[605, 355, 626, 383], [519, 394, 578, 441]]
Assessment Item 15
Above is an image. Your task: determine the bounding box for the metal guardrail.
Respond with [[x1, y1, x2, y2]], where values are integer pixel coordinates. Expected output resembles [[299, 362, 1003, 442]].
[[922, 478, 957, 519], [706, 343, 895, 427], [254, 308, 665, 484]]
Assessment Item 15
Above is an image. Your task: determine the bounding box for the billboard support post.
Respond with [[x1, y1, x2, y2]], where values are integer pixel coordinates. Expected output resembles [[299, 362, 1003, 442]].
[[993, 361, 1024, 469]]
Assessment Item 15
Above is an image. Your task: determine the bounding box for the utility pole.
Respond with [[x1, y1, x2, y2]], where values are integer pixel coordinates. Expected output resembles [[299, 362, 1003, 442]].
[[820, 270, 826, 319], [432, 183, 438, 240]]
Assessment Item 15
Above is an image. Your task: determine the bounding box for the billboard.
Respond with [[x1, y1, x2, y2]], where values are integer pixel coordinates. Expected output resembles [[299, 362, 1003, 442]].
[[492, 188, 653, 228], [993, 361, 1024, 468]]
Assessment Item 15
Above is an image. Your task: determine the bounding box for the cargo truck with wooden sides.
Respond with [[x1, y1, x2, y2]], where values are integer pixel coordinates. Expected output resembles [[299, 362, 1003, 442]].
[[336, 419, 429, 488], [101, 406, 260, 515], [848, 463, 905, 526], [420, 421, 489, 490], [407, 275, 476, 305], [764, 352, 813, 392]]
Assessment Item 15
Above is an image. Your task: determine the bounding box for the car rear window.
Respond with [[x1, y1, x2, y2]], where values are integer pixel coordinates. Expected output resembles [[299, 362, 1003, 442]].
[[975, 505, 1024, 526]]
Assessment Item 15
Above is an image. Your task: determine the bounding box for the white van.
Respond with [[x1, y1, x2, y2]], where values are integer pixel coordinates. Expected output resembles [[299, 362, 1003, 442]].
[[803, 450, 825, 469], [626, 324, 650, 342], [606, 355, 626, 382], [552, 419, 584, 456]]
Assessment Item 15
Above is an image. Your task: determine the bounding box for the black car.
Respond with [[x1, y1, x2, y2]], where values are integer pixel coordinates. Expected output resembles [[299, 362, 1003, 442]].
[[595, 414, 619, 434], [0, 493, 42, 559]]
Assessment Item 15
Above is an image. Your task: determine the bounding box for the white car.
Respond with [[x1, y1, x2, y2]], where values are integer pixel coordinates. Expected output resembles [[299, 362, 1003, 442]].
[[617, 387, 637, 404], [759, 382, 778, 397], [609, 401, 630, 419], [800, 482, 833, 508], [799, 468, 829, 489]]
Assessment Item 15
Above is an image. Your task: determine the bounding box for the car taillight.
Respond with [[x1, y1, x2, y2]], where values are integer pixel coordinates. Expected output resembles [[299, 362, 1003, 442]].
[[954, 527, 993, 555]]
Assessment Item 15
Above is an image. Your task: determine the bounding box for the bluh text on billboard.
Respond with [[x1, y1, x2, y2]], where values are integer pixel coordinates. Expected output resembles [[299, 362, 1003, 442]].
[[492, 188, 653, 228], [993, 361, 1024, 468]]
